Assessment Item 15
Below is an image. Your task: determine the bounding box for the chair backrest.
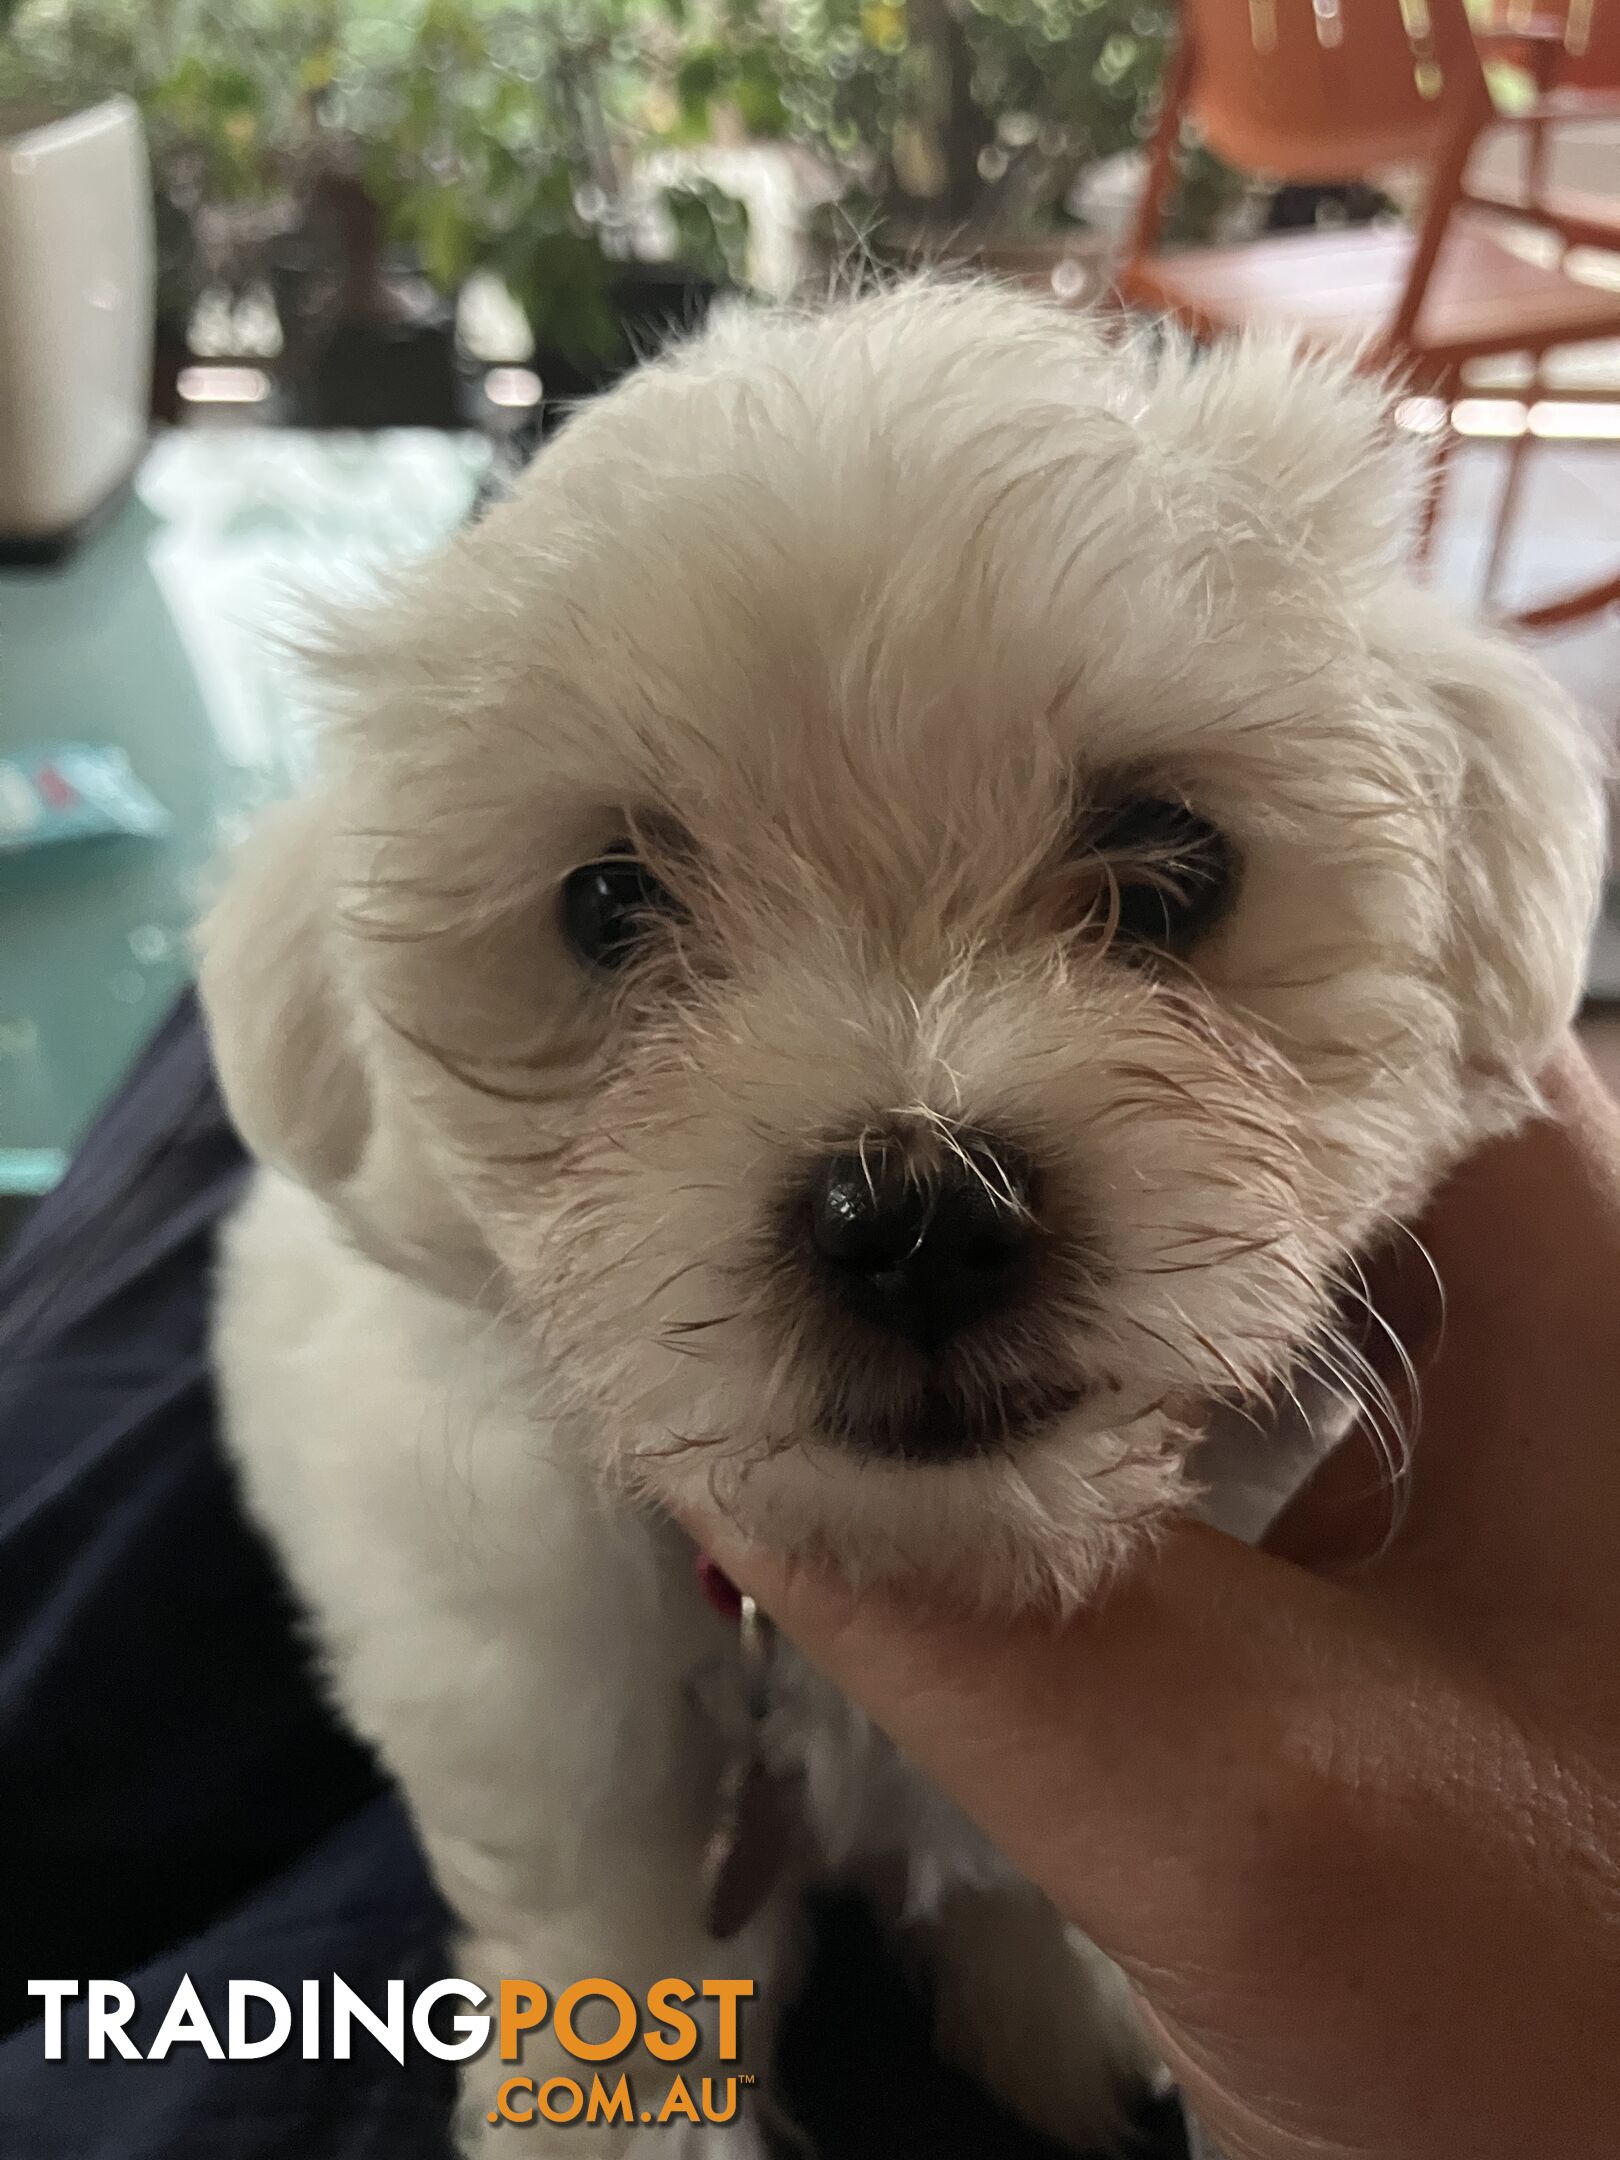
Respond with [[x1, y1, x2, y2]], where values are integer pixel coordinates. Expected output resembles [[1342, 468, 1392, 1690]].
[[1500, 0, 1620, 91], [1181, 0, 1490, 180]]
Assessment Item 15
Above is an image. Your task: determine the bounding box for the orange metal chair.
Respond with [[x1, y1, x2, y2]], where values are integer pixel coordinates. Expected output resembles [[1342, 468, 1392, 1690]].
[[1466, 3, 1620, 608], [1480, 0, 1620, 95], [1118, 0, 1620, 563], [1470, 0, 1620, 247]]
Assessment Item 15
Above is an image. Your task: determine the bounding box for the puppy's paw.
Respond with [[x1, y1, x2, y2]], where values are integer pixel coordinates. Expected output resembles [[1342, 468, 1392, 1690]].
[[450, 2075, 501, 2159], [454, 2089, 762, 2160], [629, 2119, 770, 2160], [452, 2070, 636, 2159], [927, 1887, 1163, 2154]]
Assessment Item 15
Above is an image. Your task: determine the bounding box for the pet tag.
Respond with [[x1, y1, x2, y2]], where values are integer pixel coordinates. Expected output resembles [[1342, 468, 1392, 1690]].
[[702, 1593, 798, 1940]]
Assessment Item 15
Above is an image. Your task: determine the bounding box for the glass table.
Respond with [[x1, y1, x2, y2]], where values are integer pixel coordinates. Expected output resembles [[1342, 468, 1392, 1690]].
[[0, 430, 489, 1196]]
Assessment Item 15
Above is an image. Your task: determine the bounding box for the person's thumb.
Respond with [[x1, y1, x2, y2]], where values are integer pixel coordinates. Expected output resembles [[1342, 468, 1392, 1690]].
[[686, 1513, 1362, 1997]]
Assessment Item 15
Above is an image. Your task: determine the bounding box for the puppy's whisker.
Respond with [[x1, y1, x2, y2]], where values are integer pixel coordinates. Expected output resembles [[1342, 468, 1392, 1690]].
[[1295, 1328, 1414, 1543]]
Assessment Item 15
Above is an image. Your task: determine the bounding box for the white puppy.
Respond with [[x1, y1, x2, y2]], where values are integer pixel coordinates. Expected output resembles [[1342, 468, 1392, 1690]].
[[201, 282, 1603, 2155]]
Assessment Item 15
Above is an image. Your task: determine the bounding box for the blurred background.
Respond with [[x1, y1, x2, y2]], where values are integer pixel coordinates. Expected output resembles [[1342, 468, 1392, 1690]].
[[1, 0, 1617, 1202], [0, 0, 1230, 433]]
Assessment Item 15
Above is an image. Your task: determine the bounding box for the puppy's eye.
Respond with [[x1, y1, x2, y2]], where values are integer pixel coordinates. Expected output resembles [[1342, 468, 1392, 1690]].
[[561, 850, 679, 971], [1085, 796, 1234, 950]]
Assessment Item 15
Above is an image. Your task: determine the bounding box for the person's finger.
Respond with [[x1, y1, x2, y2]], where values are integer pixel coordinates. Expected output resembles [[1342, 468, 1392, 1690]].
[[689, 1511, 1368, 1996], [1275, 1039, 1620, 1592], [1262, 1224, 1438, 1568], [1369, 1038, 1620, 1603]]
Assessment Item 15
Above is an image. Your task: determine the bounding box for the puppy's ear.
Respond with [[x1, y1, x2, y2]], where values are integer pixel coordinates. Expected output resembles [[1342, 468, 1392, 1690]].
[[1142, 332, 1424, 573], [197, 795, 373, 1194], [1425, 620, 1604, 1099], [1145, 333, 1601, 1100]]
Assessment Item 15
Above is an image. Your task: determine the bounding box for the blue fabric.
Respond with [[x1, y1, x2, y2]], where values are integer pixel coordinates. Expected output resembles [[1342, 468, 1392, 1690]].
[[0, 996, 456, 2159]]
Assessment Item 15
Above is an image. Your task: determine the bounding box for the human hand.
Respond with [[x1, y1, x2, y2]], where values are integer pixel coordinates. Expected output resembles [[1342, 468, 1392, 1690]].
[[688, 1041, 1620, 2160]]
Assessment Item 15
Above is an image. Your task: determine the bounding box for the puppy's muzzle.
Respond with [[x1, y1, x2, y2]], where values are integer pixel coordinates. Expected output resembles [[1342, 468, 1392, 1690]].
[[806, 1127, 1036, 1354]]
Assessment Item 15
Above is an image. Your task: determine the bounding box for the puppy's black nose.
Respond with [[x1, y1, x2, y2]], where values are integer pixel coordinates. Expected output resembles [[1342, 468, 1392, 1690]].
[[808, 1131, 1035, 1352]]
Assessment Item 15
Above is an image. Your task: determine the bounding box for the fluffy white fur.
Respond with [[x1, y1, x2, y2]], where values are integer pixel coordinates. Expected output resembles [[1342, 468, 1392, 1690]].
[[202, 282, 1603, 2153]]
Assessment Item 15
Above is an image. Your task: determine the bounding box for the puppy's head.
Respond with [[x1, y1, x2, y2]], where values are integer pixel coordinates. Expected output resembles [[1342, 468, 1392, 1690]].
[[202, 283, 1603, 1607]]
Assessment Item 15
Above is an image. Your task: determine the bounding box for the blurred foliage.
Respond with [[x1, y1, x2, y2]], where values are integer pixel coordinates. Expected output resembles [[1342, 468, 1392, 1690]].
[[0, 0, 1238, 361], [662, 0, 1241, 246], [0, 0, 748, 360]]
